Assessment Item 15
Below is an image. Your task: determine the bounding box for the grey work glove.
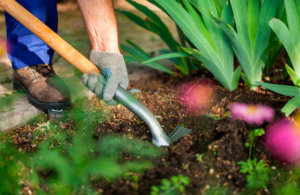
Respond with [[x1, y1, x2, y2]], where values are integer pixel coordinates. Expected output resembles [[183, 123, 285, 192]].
[[82, 51, 129, 105]]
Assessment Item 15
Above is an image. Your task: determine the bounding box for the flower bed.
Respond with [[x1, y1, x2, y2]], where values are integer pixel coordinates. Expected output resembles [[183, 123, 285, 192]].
[[7, 72, 296, 194]]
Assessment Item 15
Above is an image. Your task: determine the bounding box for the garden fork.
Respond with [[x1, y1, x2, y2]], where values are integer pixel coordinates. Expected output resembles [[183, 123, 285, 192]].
[[0, 0, 192, 146]]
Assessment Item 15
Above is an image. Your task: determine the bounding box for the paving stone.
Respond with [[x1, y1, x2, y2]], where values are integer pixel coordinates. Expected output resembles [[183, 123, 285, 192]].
[[0, 83, 13, 97], [0, 95, 41, 131]]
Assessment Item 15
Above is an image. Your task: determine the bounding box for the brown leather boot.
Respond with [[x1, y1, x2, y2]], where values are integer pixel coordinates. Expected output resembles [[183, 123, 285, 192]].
[[13, 64, 71, 110]]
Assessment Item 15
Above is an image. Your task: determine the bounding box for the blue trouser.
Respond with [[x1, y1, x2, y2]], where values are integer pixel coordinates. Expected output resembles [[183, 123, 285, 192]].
[[5, 0, 57, 69]]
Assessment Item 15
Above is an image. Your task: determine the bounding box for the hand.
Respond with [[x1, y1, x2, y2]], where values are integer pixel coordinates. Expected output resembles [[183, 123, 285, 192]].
[[82, 51, 129, 105]]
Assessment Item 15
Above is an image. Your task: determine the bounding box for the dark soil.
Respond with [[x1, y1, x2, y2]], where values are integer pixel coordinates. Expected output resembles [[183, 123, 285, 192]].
[[91, 72, 288, 194], [9, 70, 289, 194]]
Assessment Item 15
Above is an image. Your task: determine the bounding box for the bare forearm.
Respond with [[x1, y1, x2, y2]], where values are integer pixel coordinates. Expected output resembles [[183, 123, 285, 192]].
[[77, 0, 120, 53]]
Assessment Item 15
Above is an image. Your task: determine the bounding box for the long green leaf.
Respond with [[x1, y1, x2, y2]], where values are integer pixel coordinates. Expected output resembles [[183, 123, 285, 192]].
[[248, 0, 259, 49], [270, 19, 294, 57], [270, 18, 300, 76], [253, 0, 280, 62], [118, 2, 180, 53], [120, 44, 174, 75], [285, 0, 300, 41], [258, 82, 300, 96], [144, 19, 179, 52], [143, 52, 189, 64], [183, 0, 214, 45], [196, 0, 221, 51], [115, 9, 147, 29], [296, 0, 300, 24], [153, 0, 217, 60], [126, 0, 169, 32], [232, 66, 242, 87], [230, 0, 250, 50], [190, 0, 234, 79], [126, 40, 151, 57], [213, 16, 251, 75], [183, 48, 234, 90], [220, 3, 235, 79], [159, 48, 181, 65], [214, 0, 223, 16]]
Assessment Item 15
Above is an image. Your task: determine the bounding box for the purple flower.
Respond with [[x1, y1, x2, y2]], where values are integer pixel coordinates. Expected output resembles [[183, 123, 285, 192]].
[[265, 119, 300, 165], [230, 103, 275, 125]]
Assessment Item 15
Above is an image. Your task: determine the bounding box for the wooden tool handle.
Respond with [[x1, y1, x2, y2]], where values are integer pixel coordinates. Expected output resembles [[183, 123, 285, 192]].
[[0, 0, 100, 74]]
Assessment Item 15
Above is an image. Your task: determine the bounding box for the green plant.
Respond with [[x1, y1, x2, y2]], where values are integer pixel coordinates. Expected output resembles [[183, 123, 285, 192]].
[[32, 134, 162, 194], [150, 174, 190, 195], [264, 1, 286, 77], [150, 0, 241, 90], [195, 153, 204, 163], [29, 99, 163, 194], [273, 183, 299, 195], [120, 40, 177, 75], [204, 186, 230, 195], [271, 168, 300, 194], [213, 0, 281, 89], [0, 135, 24, 194], [117, 0, 192, 75], [238, 128, 270, 190], [0, 84, 164, 194], [245, 128, 265, 159], [238, 158, 270, 190], [258, 0, 300, 116]]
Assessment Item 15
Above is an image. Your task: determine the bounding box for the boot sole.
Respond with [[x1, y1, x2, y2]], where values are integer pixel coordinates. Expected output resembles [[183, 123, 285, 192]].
[[13, 79, 71, 110]]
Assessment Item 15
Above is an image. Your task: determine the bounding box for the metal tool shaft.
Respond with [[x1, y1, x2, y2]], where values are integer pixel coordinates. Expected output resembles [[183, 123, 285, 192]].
[[115, 86, 171, 146]]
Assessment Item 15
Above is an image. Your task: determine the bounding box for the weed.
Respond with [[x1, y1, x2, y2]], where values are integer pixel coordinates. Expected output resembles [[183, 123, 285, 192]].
[[238, 128, 270, 190], [195, 153, 204, 163], [238, 158, 270, 190], [150, 175, 190, 195]]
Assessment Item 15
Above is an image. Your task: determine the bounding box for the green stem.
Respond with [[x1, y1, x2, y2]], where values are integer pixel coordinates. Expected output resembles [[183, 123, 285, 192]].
[[249, 139, 254, 159]]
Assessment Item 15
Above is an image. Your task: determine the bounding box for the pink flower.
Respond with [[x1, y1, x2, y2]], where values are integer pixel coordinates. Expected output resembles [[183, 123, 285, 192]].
[[230, 103, 275, 125], [177, 79, 215, 113], [265, 119, 300, 165]]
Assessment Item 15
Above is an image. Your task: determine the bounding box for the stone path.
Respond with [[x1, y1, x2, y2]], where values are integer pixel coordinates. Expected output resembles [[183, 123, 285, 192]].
[[0, 53, 41, 131]]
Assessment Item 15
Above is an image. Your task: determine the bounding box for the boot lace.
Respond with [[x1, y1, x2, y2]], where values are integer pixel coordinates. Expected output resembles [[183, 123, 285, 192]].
[[32, 64, 55, 77], [28, 64, 55, 83]]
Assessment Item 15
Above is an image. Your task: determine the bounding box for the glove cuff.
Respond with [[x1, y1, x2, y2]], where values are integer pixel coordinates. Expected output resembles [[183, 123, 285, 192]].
[[90, 50, 124, 69]]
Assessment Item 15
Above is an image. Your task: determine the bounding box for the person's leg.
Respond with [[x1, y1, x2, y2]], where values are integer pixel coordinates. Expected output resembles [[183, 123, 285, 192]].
[[5, 0, 58, 69], [5, 0, 70, 110]]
